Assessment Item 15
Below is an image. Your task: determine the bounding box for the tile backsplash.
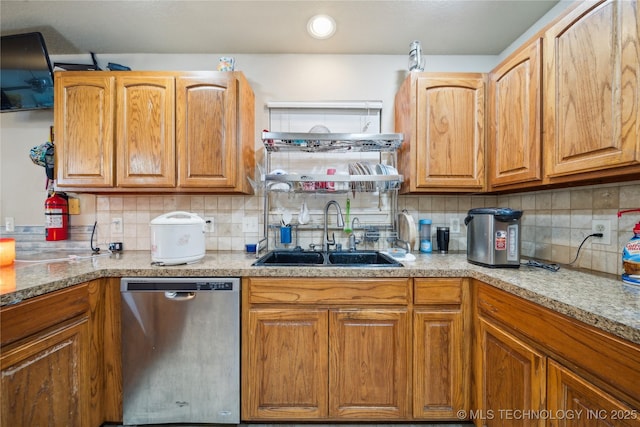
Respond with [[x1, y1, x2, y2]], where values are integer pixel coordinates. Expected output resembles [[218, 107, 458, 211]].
[[7, 181, 639, 277]]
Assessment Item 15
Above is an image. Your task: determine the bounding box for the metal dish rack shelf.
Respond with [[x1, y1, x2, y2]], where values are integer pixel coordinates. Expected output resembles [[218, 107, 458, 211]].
[[257, 131, 404, 256], [262, 132, 403, 152]]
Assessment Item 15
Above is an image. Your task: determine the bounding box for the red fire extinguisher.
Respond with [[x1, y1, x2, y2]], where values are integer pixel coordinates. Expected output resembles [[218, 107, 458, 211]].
[[45, 192, 69, 241]]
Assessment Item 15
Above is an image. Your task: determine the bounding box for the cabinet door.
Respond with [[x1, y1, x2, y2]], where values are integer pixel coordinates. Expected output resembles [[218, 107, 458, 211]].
[[116, 76, 175, 187], [488, 38, 542, 189], [414, 308, 465, 419], [329, 309, 409, 419], [544, 0, 640, 179], [176, 75, 237, 188], [245, 308, 328, 419], [1, 317, 90, 427], [478, 318, 546, 427], [547, 360, 640, 427], [415, 74, 485, 191], [54, 74, 115, 187]]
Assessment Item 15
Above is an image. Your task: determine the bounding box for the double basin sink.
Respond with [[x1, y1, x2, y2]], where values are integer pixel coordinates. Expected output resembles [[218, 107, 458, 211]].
[[253, 249, 402, 267]]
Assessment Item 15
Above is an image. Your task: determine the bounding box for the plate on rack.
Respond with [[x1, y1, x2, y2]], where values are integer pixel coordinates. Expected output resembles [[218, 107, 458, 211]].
[[397, 211, 417, 251]]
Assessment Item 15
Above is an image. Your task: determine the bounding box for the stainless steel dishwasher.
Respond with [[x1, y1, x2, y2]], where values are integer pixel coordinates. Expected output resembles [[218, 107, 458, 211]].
[[120, 277, 240, 425]]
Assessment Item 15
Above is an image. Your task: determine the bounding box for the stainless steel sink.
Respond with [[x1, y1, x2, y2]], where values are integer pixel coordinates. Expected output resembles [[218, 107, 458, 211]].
[[252, 250, 402, 267]]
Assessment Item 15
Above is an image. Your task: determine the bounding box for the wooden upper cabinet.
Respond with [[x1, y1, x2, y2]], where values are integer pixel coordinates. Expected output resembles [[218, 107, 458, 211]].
[[116, 76, 175, 187], [488, 38, 543, 190], [395, 73, 486, 193], [176, 74, 240, 189], [54, 74, 115, 187], [54, 71, 254, 193], [544, 0, 640, 180]]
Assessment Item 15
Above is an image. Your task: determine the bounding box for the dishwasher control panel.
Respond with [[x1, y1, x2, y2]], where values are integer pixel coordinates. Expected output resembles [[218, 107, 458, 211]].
[[195, 280, 235, 291], [121, 277, 240, 292]]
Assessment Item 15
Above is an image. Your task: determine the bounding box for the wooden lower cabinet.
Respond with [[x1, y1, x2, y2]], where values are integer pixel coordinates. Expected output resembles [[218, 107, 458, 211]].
[[1, 316, 90, 427], [413, 278, 469, 420], [246, 308, 329, 419], [414, 309, 465, 419], [245, 307, 409, 421], [329, 308, 408, 419], [242, 277, 410, 421], [475, 280, 640, 427], [547, 359, 640, 427], [0, 279, 121, 427], [477, 318, 546, 427], [1, 284, 91, 426]]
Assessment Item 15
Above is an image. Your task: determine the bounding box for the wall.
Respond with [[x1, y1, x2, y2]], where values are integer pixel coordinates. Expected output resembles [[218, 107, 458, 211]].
[[85, 181, 639, 279]]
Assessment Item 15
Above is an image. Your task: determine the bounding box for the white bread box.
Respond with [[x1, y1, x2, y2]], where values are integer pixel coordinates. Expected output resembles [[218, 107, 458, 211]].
[[150, 211, 205, 265]]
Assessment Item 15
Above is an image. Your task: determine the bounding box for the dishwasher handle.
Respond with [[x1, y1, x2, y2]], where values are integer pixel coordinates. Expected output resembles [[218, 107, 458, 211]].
[[164, 291, 196, 301]]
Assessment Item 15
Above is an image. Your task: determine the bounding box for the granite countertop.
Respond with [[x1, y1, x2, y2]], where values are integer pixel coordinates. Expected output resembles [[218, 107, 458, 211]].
[[1, 250, 639, 345]]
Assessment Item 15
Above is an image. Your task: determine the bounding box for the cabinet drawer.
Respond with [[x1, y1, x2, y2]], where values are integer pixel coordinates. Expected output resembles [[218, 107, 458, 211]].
[[1, 284, 89, 347], [414, 278, 462, 305], [247, 277, 410, 305]]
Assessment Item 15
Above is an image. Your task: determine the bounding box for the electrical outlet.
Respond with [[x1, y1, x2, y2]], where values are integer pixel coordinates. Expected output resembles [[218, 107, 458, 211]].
[[5, 217, 14, 232], [111, 217, 123, 234], [591, 219, 611, 245], [450, 217, 461, 233], [242, 217, 259, 233], [204, 217, 215, 233]]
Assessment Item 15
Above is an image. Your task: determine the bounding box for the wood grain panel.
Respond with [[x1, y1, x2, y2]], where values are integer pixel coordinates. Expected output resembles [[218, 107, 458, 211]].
[[1, 283, 89, 346], [394, 72, 486, 193], [54, 74, 115, 187], [547, 359, 640, 427], [176, 74, 235, 187], [476, 281, 640, 407], [101, 278, 122, 422], [415, 74, 485, 190], [479, 318, 546, 427], [488, 38, 543, 189], [1, 316, 90, 427], [544, 0, 640, 179], [246, 309, 328, 419], [413, 308, 465, 419], [395, 73, 415, 192], [116, 76, 175, 187], [329, 309, 409, 419], [247, 277, 410, 305], [414, 277, 462, 305]]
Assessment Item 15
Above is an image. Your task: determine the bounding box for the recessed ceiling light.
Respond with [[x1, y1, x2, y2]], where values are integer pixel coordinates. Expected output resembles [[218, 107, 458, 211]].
[[307, 14, 336, 39]]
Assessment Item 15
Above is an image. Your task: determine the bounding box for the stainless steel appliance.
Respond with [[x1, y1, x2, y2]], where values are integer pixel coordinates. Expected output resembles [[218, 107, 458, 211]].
[[120, 277, 240, 425], [464, 208, 523, 268]]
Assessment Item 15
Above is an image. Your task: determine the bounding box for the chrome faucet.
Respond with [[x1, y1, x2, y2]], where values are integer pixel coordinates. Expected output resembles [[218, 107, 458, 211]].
[[323, 200, 344, 252], [348, 217, 362, 251]]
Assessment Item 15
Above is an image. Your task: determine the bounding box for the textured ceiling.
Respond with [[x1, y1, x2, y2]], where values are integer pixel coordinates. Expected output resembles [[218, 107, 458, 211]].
[[1, 0, 561, 55]]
